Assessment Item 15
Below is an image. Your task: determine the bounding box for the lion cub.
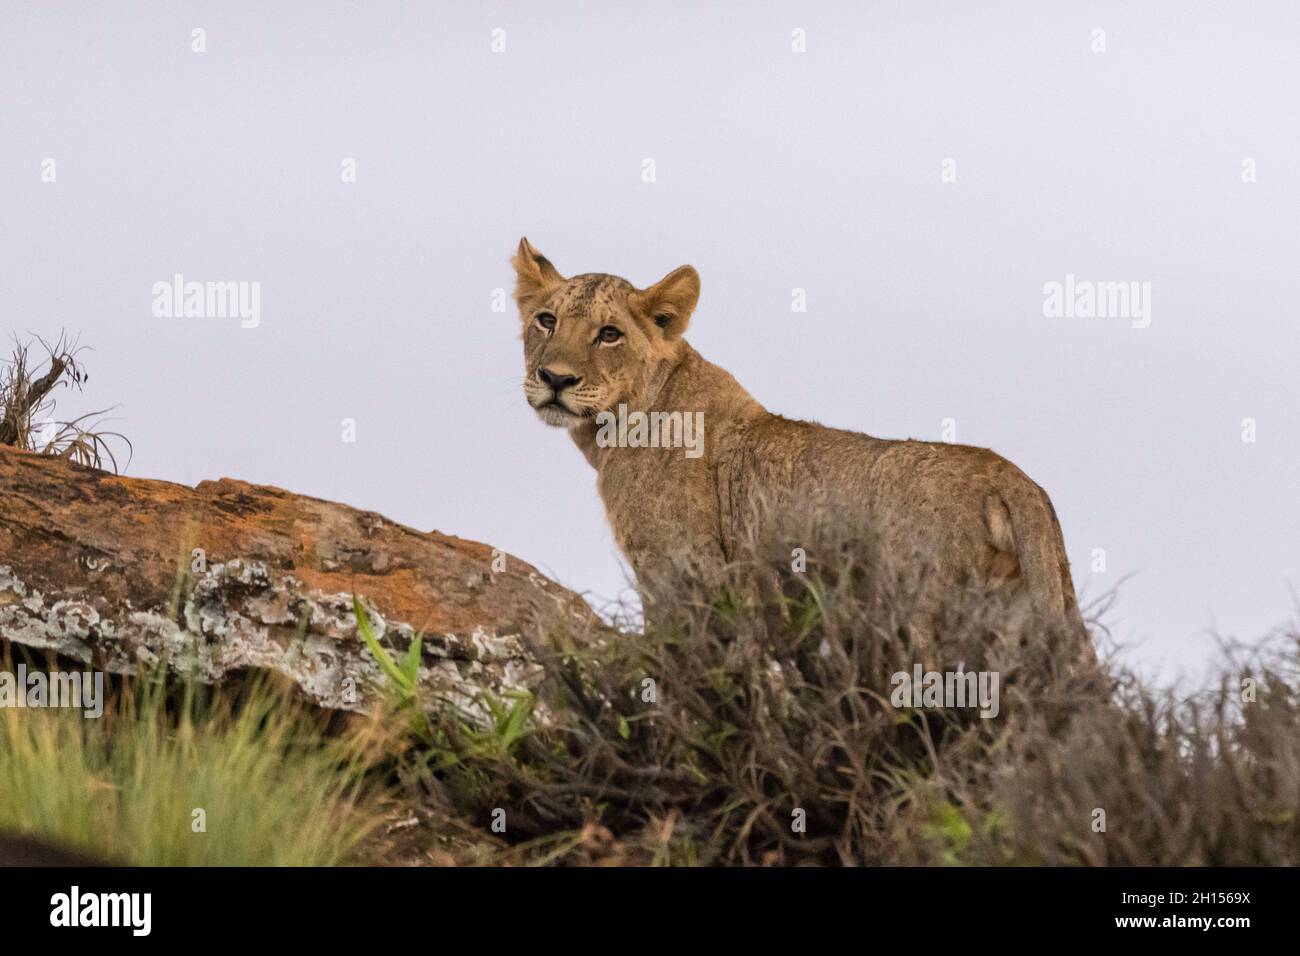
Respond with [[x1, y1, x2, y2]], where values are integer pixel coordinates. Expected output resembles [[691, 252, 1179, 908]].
[[511, 237, 1087, 640]]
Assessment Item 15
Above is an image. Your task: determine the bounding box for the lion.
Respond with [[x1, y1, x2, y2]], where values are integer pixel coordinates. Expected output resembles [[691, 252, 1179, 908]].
[[510, 237, 1090, 648]]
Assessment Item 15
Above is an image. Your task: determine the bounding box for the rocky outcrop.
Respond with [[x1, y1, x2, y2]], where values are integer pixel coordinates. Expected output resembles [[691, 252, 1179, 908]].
[[0, 446, 596, 724]]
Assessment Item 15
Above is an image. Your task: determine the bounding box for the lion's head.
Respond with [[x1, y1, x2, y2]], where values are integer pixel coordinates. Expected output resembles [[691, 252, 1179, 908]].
[[511, 238, 700, 428]]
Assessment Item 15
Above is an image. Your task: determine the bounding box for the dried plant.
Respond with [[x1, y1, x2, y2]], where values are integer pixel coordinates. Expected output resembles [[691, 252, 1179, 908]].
[[0, 333, 131, 472], [391, 502, 1300, 866]]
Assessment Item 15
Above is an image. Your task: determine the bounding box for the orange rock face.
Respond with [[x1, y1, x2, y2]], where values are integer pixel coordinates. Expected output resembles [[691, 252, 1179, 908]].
[[0, 446, 596, 720]]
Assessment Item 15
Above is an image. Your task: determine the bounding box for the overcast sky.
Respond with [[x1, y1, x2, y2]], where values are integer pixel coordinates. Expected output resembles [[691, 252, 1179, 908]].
[[2, 1, 1296, 681]]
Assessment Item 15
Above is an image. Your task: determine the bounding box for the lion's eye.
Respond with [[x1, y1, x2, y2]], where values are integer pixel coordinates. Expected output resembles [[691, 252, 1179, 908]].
[[535, 312, 556, 332], [597, 326, 622, 344]]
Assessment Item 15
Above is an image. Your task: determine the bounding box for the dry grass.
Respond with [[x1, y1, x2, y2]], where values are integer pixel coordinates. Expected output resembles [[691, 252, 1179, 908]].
[[400, 505, 1300, 866], [0, 333, 130, 471]]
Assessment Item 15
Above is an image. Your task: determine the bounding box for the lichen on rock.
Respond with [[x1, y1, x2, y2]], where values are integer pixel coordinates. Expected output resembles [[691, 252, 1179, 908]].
[[0, 446, 595, 726]]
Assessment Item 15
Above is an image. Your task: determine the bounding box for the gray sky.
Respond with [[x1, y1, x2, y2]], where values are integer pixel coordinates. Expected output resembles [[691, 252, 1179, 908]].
[[3, 2, 1296, 680]]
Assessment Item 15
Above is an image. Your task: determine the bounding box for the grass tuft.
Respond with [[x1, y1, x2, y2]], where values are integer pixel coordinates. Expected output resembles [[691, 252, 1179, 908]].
[[0, 657, 387, 866]]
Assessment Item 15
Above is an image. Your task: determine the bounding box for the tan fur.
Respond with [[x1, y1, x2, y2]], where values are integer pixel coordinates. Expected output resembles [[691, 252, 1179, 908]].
[[511, 238, 1087, 637]]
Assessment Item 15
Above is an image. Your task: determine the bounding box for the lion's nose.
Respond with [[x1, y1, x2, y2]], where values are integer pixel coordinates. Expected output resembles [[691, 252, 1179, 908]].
[[537, 367, 581, 392]]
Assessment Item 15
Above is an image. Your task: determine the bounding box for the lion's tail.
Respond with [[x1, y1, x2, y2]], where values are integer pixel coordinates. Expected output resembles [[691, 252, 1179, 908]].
[[1003, 488, 1090, 650]]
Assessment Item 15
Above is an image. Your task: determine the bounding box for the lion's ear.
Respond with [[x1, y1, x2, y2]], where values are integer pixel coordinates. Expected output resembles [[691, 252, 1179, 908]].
[[512, 237, 564, 311], [629, 265, 700, 340]]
